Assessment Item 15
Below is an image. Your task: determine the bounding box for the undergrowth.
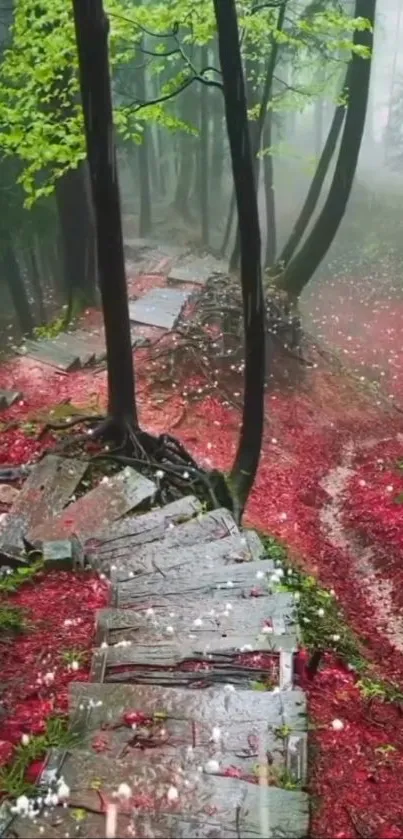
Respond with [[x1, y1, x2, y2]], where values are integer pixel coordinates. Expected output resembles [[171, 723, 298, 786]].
[[0, 716, 77, 798], [0, 606, 25, 634], [0, 561, 43, 596], [260, 532, 403, 703]]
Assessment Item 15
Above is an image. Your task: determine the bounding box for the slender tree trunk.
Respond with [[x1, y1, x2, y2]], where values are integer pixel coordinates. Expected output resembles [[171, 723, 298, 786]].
[[174, 89, 196, 220], [200, 46, 209, 245], [229, 1, 286, 271], [276, 64, 350, 269], [55, 162, 97, 311], [278, 0, 375, 298], [214, 0, 265, 516], [1, 237, 34, 336], [314, 98, 324, 158], [26, 241, 46, 323], [263, 110, 276, 267], [221, 190, 236, 255], [72, 0, 137, 426], [136, 40, 152, 237]]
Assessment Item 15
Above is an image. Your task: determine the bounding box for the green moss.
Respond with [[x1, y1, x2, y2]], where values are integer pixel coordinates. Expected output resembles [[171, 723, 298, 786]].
[[0, 559, 43, 595], [0, 605, 25, 633], [33, 315, 65, 341]]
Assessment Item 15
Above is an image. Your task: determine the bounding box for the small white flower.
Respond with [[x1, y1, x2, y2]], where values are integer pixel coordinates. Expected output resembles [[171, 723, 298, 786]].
[[317, 608, 325, 618], [21, 733, 30, 746], [331, 718, 344, 731], [204, 759, 220, 774], [155, 470, 164, 480], [224, 684, 235, 693], [116, 783, 132, 800], [167, 785, 179, 802], [226, 580, 234, 588], [331, 634, 340, 642], [146, 608, 154, 618], [43, 671, 55, 685], [12, 795, 30, 816], [224, 603, 233, 612], [276, 568, 284, 578], [70, 660, 79, 671], [193, 618, 203, 627], [57, 781, 70, 801], [165, 625, 174, 635], [210, 726, 221, 743], [256, 570, 265, 580], [261, 625, 273, 634]]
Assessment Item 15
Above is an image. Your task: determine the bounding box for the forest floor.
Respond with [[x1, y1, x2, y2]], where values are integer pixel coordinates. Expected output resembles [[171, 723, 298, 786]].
[[1, 259, 403, 838]]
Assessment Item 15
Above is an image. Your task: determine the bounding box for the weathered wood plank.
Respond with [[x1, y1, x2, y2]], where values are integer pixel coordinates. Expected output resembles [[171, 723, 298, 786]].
[[29, 467, 157, 542], [95, 596, 296, 648], [69, 682, 307, 731], [129, 287, 191, 329], [86, 496, 202, 559], [110, 530, 264, 585], [18, 338, 81, 371], [114, 558, 275, 608], [93, 507, 238, 570], [7, 749, 308, 838], [0, 455, 87, 548]]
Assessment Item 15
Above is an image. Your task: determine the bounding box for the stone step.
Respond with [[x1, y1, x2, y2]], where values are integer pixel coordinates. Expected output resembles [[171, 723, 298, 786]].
[[168, 255, 229, 286], [128, 287, 192, 330], [86, 495, 202, 561], [6, 749, 309, 837], [68, 683, 307, 785], [91, 624, 297, 685], [29, 467, 157, 542], [113, 557, 276, 609], [0, 455, 87, 548], [94, 596, 296, 648], [110, 530, 264, 587], [90, 507, 239, 573], [18, 338, 81, 372]]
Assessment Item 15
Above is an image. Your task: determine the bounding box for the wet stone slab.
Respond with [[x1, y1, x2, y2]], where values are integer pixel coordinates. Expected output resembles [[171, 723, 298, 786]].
[[128, 287, 192, 329], [168, 255, 229, 286], [6, 766, 308, 838], [114, 557, 276, 608], [69, 682, 307, 732], [0, 390, 22, 411], [86, 495, 202, 560], [18, 338, 81, 371], [0, 455, 87, 548], [95, 595, 296, 647], [110, 530, 264, 586], [29, 467, 156, 542]]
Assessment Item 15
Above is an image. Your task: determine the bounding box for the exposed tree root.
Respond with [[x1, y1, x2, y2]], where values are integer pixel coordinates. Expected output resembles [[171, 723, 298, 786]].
[[44, 413, 236, 517]]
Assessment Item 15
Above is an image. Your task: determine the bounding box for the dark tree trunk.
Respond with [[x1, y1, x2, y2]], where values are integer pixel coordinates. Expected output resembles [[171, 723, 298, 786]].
[[55, 162, 97, 311], [277, 65, 350, 269], [1, 237, 34, 336], [26, 241, 46, 323], [136, 41, 152, 237], [72, 0, 137, 426], [199, 46, 209, 245], [221, 190, 236, 256], [278, 0, 375, 298], [214, 0, 265, 515], [263, 111, 276, 267], [229, 1, 286, 271], [174, 90, 196, 220]]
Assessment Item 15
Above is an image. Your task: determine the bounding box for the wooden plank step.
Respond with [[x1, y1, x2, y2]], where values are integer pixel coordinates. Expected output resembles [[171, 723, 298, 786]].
[[98, 507, 241, 575], [110, 530, 264, 586], [69, 681, 307, 731], [168, 255, 228, 286], [5, 753, 309, 837], [0, 455, 87, 548], [18, 338, 81, 371], [113, 557, 275, 608], [86, 495, 202, 557], [128, 287, 191, 330], [52, 333, 97, 367], [29, 467, 157, 542], [95, 596, 296, 648]]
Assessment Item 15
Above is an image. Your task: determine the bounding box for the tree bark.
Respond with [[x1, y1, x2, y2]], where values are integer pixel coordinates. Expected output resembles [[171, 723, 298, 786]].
[[277, 0, 375, 299], [199, 46, 209, 246], [214, 0, 265, 515], [1, 236, 34, 336], [263, 110, 276, 267], [136, 39, 152, 237], [276, 64, 350, 270], [174, 89, 196, 220], [72, 0, 137, 426], [55, 162, 97, 314]]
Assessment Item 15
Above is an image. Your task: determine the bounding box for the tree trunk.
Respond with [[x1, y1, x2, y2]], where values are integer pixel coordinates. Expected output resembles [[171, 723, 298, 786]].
[[277, 64, 350, 269], [314, 98, 324, 158], [55, 162, 97, 312], [229, 1, 286, 271], [199, 46, 209, 246], [263, 110, 276, 267], [136, 40, 152, 237], [174, 90, 196, 220], [214, 0, 265, 516], [72, 0, 137, 426], [26, 241, 46, 323], [1, 237, 34, 336], [277, 0, 375, 299]]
